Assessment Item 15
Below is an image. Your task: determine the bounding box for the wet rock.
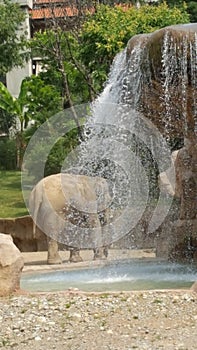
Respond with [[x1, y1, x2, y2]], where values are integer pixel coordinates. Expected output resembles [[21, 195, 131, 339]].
[[156, 219, 197, 262], [126, 24, 197, 140]]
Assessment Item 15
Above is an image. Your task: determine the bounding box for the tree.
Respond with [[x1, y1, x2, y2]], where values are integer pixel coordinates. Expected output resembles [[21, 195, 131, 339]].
[[0, 0, 28, 75], [182, 1, 197, 22], [0, 109, 15, 135], [0, 78, 62, 169], [29, 0, 99, 140], [79, 2, 190, 92], [160, 0, 197, 22], [21, 75, 62, 130], [0, 81, 30, 168]]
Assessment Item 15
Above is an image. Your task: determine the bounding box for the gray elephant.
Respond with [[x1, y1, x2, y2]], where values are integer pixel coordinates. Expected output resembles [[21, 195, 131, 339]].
[[29, 173, 111, 264]]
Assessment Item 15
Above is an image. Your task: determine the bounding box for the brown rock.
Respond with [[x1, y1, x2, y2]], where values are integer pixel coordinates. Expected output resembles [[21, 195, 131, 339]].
[[191, 281, 197, 292], [156, 219, 197, 262], [174, 140, 197, 220], [0, 233, 24, 296], [126, 24, 197, 139], [0, 215, 47, 252], [158, 150, 179, 197]]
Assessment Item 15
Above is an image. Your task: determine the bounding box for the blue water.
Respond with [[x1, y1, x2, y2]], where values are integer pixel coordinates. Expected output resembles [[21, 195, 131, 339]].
[[21, 259, 196, 292]]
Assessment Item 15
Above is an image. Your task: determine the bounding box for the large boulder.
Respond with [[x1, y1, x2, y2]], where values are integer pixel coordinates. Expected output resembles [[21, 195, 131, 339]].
[[191, 282, 197, 293], [126, 24, 197, 140], [155, 219, 197, 262], [0, 233, 24, 296], [126, 24, 197, 262], [0, 215, 47, 252], [174, 139, 197, 220]]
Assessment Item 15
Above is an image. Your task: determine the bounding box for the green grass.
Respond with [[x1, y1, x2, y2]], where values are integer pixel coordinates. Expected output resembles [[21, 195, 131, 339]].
[[0, 170, 28, 218]]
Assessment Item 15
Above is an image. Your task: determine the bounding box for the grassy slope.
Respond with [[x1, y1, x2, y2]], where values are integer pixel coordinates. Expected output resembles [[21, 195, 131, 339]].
[[0, 170, 28, 218]]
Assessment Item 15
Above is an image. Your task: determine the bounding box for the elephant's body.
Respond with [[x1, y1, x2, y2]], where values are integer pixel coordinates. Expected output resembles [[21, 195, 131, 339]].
[[29, 173, 111, 264]]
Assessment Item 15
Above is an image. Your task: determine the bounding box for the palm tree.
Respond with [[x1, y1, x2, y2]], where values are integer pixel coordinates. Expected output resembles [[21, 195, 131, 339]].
[[0, 81, 30, 169]]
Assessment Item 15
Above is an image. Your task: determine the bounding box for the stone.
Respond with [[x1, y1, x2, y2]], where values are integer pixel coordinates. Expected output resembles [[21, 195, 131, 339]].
[[125, 24, 197, 261], [174, 139, 197, 220], [126, 24, 197, 140], [0, 215, 47, 252], [158, 150, 179, 197], [191, 282, 197, 293], [0, 233, 24, 296], [155, 219, 197, 262]]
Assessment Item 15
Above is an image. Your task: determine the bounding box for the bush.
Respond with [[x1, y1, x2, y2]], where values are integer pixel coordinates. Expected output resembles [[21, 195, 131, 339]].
[[0, 137, 17, 170], [25, 129, 79, 181]]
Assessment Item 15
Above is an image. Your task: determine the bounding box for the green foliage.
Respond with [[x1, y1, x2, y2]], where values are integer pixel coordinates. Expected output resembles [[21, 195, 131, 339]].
[[0, 78, 63, 168], [186, 1, 197, 22], [80, 2, 190, 91], [161, 0, 197, 22], [25, 129, 79, 181], [22, 76, 82, 178], [0, 81, 31, 131], [0, 0, 28, 75], [30, 29, 68, 70], [45, 130, 79, 177], [0, 81, 32, 169], [0, 109, 15, 135], [30, 30, 91, 104], [30, 2, 189, 103], [0, 137, 16, 170], [22, 75, 62, 129]]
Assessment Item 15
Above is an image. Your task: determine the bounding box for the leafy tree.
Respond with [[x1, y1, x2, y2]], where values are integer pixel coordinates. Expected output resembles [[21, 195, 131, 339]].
[[0, 81, 31, 168], [29, 1, 94, 141], [183, 1, 197, 22], [0, 109, 15, 135], [160, 0, 197, 22], [0, 137, 16, 170], [19, 76, 80, 179], [45, 130, 79, 177], [21, 75, 62, 130], [0, 0, 28, 75], [79, 2, 190, 92], [31, 32, 92, 106], [0, 77, 62, 168]]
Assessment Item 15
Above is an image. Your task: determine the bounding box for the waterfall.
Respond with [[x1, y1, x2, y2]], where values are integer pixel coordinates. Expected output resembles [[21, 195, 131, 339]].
[[69, 23, 197, 242], [22, 23, 197, 251]]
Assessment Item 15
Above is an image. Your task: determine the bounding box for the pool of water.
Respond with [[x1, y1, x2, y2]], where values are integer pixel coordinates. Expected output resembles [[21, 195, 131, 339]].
[[21, 259, 197, 292]]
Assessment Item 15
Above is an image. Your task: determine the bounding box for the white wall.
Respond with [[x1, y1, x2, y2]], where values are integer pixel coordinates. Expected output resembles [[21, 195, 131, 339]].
[[6, 0, 33, 98]]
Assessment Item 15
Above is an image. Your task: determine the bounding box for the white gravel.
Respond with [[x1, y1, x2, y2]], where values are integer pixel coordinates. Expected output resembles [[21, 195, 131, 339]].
[[0, 290, 197, 349]]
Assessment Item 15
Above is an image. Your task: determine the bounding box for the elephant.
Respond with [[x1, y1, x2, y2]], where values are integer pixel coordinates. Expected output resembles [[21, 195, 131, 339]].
[[28, 173, 111, 264]]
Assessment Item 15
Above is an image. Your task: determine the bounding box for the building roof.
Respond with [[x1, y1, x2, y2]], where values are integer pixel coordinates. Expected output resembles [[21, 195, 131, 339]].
[[30, 6, 78, 19], [30, 0, 93, 20]]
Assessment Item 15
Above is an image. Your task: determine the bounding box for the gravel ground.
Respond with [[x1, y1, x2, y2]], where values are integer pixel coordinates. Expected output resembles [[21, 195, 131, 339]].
[[1, 289, 197, 350]]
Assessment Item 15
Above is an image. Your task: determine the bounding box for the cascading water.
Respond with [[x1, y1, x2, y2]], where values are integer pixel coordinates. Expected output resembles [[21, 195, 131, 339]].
[[63, 23, 197, 254], [22, 24, 197, 292]]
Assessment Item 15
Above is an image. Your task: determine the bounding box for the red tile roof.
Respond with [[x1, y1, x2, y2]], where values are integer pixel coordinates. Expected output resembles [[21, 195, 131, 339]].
[[33, 0, 64, 4], [30, 1, 131, 21], [30, 6, 78, 19]]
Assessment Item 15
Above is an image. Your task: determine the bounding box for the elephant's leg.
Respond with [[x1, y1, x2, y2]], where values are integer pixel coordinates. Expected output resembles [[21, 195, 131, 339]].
[[47, 238, 62, 264], [69, 248, 83, 263], [93, 247, 108, 260], [92, 208, 111, 260], [103, 246, 109, 258]]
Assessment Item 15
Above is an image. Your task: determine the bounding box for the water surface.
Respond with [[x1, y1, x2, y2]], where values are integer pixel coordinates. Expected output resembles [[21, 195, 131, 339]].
[[21, 259, 196, 292]]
